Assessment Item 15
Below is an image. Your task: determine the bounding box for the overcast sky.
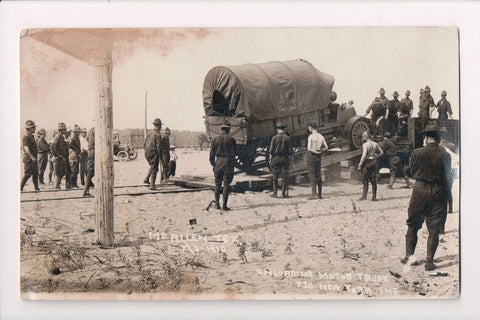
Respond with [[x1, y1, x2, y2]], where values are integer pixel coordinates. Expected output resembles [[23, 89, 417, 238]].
[[20, 27, 459, 132]]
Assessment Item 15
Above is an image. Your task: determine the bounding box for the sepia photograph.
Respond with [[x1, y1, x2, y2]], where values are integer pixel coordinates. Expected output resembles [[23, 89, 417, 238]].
[[18, 27, 460, 300]]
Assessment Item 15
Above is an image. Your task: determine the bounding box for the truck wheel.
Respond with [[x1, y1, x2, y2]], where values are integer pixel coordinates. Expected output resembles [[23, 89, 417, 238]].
[[117, 151, 129, 162], [344, 116, 370, 150], [128, 149, 138, 160]]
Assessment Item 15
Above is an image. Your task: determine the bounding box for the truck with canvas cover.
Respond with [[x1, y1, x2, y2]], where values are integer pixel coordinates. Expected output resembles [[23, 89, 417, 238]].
[[203, 59, 370, 169]]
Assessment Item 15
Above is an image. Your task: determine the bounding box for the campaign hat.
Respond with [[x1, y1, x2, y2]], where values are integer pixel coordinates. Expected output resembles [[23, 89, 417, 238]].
[[221, 119, 231, 130], [57, 122, 67, 130], [38, 128, 46, 135], [25, 120, 36, 129], [152, 118, 163, 126], [378, 88, 386, 94], [420, 122, 440, 136]]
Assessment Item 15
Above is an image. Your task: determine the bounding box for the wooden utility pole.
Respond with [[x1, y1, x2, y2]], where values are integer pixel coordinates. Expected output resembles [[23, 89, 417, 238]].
[[95, 48, 115, 247], [144, 91, 148, 140]]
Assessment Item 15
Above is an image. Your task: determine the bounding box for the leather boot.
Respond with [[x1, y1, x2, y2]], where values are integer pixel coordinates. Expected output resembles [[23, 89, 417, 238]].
[[65, 174, 71, 190], [149, 171, 157, 190], [317, 181, 323, 199], [425, 231, 439, 270], [33, 175, 40, 191], [371, 181, 377, 201], [281, 177, 288, 198], [272, 176, 278, 198], [401, 227, 418, 264], [144, 168, 152, 184], [222, 185, 230, 211], [55, 176, 62, 190], [214, 186, 221, 209], [309, 182, 317, 199], [20, 175, 29, 192], [359, 182, 368, 200]]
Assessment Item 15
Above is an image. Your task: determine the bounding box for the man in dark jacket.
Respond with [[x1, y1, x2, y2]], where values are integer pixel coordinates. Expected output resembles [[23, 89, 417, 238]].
[[436, 90, 453, 128], [51, 122, 71, 190], [418, 86, 435, 131], [159, 127, 171, 182], [69, 124, 82, 188], [20, 120, 40, 192], [401, 122, 452, 271], [83, 127, 95, 197], [209, 120, 236, 210], [269, 121, 293, 198], [378, 132, 412, 189], [36, 128, 50, 185], [143, 118, 163, 190], [386, 91, 400, 136]]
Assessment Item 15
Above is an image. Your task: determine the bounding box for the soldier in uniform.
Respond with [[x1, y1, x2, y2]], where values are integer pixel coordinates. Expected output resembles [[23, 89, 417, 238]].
[[357, 131, 383, 201], [159, 127, 171, 182], [326, 91, 340, 123], [209, 120, 236, 210], [20, 120, 40, 192], [79, 128, 89, 186], [83, 127, 95, 197], [378, 132, 412, 189], [364, 95, 386, 142], [36, 128, 50, 185], [386, 91, 401, 136], [398, 90, 414, 137], [306, 122, 328, 199], [436, 90, 453, 128], [418, 86, 435, 131], [143, 118, 163, 190], [69, 124, 82, 188], [47, 130, 58, 184], [402, 122, 452, 271], [269, 121, 293, 198], [51, 122, 71, 190]]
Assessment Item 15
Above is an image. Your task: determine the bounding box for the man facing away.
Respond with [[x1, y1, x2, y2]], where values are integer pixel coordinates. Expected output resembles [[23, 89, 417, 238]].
[[378, 132, 412, 189], [143, 118, 163, 190], [306, 122, 328, 200], [209, 120, 236, 210], [69, 125, 82, 188], [357, 131, 383, 201], [402, 122, 451, 271], [36, 128, 50, 185], [20, 120, 40, 192], [269, 121, 293, 198]]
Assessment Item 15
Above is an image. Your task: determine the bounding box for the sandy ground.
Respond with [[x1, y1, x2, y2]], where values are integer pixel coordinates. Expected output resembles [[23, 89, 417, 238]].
[[20, 148, 460, 300]]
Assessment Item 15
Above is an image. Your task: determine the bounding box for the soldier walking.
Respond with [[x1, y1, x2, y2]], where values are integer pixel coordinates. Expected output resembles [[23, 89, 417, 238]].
[[378, 132, 412, 189], [401, 122, 452, 271], [436, 90, 453, 128], [83, 127, 95, 197], [418, 86, 435, 131], [269, 121, 293, 198], [357, 131, 383, 201], [20, 120, 40, 192], [143, 118, 163, 190], [51, 122, 71, 190], [209, 120, 236, 210], [306, 122, 328, 199], [69, 125, 82, 188], [36, 128, 50, 185]]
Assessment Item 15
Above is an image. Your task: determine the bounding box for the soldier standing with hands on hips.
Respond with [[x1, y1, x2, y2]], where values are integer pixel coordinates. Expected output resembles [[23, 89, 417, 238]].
[[357, 131, 383, 201], [401, 122, 452, 271], [269, 121, 293, 198], [209, 120, 236, 210]]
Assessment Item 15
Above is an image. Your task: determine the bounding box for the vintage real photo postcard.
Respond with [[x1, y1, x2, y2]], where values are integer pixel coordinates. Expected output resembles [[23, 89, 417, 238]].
[[19, 27, 459, 300]]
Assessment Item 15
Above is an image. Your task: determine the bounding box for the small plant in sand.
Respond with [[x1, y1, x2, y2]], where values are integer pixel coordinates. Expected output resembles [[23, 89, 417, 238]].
[[284, 243, 294, 255], [261, 248, 274, 259], [235, 237, 248, 263]]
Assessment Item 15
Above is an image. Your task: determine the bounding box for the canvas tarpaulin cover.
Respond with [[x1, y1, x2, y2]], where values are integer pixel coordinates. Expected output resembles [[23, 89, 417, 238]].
[[203, 59, 335, 121]]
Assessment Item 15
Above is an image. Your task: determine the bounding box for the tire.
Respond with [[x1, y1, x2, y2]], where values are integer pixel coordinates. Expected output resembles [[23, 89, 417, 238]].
[[117, 151, 129, 162], [344, 116, 371, 150], [128, 149, 138, 160]]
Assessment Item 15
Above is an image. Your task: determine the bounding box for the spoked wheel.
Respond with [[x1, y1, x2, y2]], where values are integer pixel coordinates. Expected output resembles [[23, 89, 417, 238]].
[[235, 144, 257, 170], [117, 151, 129, 162], [344, 116, 371, 150], [128, 149, 138, 160]]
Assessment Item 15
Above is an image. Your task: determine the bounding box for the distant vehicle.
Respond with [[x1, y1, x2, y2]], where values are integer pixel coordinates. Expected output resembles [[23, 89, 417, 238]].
[[113, 132, 138, 162], [203, 59, 370, 169]]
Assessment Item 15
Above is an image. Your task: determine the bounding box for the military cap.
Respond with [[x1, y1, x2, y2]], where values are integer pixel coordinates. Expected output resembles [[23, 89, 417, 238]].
[[405, 90, 411, 96], [378, 88, 386, 94], [392, 91, 399, 97], [38, 128, 46, 135], [441, 90, 447, 96], [384, 131, 391, 138], [152, 118, 163, 126], [221, 119, 232, 130], [25, 120, 36, 129], [164, 127, 171, 133], [424, 86, 431, 92], [73, 124, 83, 132], [57, 122, 67, 130], [420, 122, 439, 136], [274, 120, 287, 129]]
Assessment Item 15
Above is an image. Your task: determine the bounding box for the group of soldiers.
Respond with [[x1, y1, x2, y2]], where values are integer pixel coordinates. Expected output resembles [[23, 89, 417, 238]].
[[143, 118, 177, 190], [21, 121, 96, 197], [364, 86, 453, 141]]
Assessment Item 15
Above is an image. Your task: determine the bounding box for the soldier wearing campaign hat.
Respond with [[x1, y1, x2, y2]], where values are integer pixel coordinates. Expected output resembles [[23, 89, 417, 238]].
[[209, 119, 237, 210], [436, 90, 453, 128], [159, 127, 171, 182], [364, 96, 386, 141], [418, 86, 435, 131], [20, 120, 40, 192], [50, 122, 72, 190], [398, 90, 414, 137], [386, 91, 401, 136], [36, 128, 50, 185], [357, 131, 383, 201], [268, 120, 293, 198], [68, 124, 83, 188], [401, 122, 452, 271], [143, 118, 163, 190]]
